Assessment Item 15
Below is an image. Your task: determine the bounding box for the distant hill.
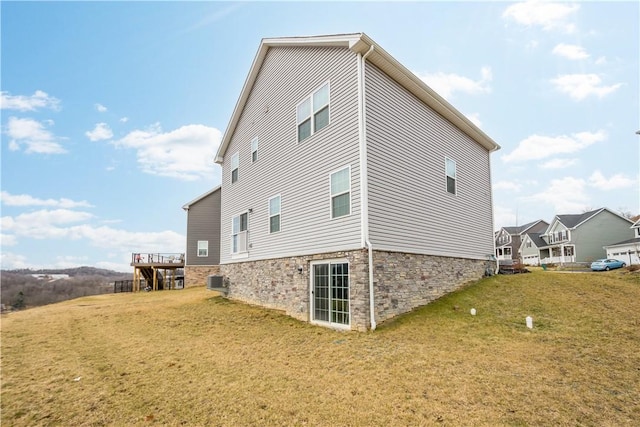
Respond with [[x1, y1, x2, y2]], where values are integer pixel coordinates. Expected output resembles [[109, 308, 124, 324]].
[[1, 267, 132, 310], [3, 266, 132, 279]]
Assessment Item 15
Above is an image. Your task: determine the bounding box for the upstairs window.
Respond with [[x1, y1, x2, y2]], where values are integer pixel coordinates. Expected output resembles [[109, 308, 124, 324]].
[[197, 240, 208, 257], [330, 166, 351, 219], [445, 157, 456, 195], [232, 212, 248, 254], [297, 82, 330, 142], [251, 137, 258, 163], [269, 195, 281, 233], [231, 152, 239, 183]]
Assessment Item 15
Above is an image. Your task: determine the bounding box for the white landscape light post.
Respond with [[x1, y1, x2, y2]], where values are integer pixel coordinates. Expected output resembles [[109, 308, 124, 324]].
[[526, 316, 533, 329]]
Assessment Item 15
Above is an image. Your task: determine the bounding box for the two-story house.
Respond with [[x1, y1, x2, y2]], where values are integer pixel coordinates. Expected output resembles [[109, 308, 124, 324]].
[[533, 208, 633, 264], [495, 220, 549, 262], [604, 217, 640, 265], [213, 33, 500, 331], [182, 187, 221, 287]]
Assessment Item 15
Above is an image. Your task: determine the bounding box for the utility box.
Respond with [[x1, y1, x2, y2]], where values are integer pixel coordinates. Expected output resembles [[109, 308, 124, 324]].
[[206, 275, 227, 296]]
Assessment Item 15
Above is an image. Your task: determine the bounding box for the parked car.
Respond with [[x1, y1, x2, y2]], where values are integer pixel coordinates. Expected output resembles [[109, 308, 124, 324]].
[[590, 259, 626, 271]]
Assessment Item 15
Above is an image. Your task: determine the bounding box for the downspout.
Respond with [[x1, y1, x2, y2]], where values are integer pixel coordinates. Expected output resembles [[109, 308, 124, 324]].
[[358, 44, 376, 330]]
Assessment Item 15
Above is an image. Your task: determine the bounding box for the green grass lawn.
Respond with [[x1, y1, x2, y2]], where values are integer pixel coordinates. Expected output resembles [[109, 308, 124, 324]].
[[2, 270, 639, 426]]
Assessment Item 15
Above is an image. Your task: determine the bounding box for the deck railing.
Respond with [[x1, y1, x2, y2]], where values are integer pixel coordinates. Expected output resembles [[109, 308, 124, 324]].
[[131, 253, 185, 264], [114, 280, 133, 293]]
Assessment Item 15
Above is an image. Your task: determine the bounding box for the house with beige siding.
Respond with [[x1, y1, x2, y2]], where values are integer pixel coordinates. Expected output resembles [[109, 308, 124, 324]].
[[214, 33, 500, 330], [182, 187, 221, 287]]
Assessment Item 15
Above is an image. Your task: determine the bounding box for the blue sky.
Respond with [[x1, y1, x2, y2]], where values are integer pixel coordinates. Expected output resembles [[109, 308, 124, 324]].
[[1, 1, 638, 272]]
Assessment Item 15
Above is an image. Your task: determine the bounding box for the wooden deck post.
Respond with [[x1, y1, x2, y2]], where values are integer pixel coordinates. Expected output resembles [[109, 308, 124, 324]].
[[133, 267, 139, 292], [153, 267, 158, 291]]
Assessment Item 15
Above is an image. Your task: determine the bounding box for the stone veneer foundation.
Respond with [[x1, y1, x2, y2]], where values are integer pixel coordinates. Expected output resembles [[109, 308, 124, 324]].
[[220, 249, 488, 331], [184, 265, 221, 288]]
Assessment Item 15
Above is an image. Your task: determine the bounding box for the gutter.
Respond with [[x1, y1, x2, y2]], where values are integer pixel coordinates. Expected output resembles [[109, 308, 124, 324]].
[[358, 44, 376, 331]]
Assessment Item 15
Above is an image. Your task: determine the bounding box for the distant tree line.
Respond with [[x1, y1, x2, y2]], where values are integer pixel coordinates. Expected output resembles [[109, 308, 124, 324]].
[[1, 268, 132, 310]]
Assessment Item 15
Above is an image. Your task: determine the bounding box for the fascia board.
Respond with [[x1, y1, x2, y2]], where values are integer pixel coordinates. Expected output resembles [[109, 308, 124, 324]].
[[356, 35, 500, 153], [214, 34, 362, 164], [182, 185, 221, 210], [215, 32, 501, 164]]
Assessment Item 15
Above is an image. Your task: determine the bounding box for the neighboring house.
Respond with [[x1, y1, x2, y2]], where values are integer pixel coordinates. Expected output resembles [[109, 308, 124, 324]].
[[182, 186, 221, 287], [519, 233, 549, 266], [494, 220, 549, 262], [213, 33, 500, 331], [603, 218, 640, 265], [534, 208, 634, 264]]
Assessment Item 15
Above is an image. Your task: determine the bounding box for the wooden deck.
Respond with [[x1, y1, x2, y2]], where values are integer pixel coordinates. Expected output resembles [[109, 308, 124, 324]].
[[130, 253, 184, 292]]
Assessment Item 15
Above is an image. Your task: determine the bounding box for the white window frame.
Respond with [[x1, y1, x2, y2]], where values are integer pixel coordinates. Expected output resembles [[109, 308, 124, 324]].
[[445, 157, 457, 195], [268, 194, 281, 234], [231, 211, 249, 256], [296, 81, 330, 143], [251, 137, 258, 163], [231, 152, 239, 184], [329, 165, 351, 219], [197, 240, 208, 257], [309, 258, 351, 330]]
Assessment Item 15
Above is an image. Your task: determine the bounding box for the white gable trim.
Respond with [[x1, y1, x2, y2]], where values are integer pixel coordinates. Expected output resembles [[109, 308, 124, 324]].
[[182, 186, 221, 211], [214, 32, 500, 164]]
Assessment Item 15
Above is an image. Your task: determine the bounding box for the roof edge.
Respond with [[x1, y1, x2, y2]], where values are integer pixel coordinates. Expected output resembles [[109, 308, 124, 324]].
[[215, 32, 501, 163], [182, 185, 221, 210]]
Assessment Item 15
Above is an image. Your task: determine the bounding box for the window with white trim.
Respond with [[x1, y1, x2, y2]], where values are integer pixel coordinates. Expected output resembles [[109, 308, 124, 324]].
[[231, 152, 239, 183], [251, 137, 258, 163], [269, 195, 281, 233], [231, 212, 248, 254], [197, 240, 208, 257], [297, 82, 330, 142], [445, 157, 456, 195], [330, 166, 350, 219]]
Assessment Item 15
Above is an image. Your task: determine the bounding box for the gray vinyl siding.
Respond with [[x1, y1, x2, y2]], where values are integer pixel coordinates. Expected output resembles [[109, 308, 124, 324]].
[[365, 63, 494, 260], [572, 211, 634, 262], [219, 46, 361, 264], [185, 189, 221, 265], [520, 239, 540, 259]]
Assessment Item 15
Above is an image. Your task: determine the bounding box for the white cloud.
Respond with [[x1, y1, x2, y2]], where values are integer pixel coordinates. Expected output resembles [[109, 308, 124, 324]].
[[2, 209, 184, 255], [0, 90, 61, 111], [0, 191, 93, 208], [595, 56, 607, 65], [493, 205, 517, 230], [1, 233, 18, 246], [113, 123, 222, 181], [525, 177, 589, 213], [2, 209, 95, 239], [95, 103, 108, 112], [588, 170, 636, 190], [4, 116, 66, 154], [539, 158, 577, 169], [0, 252, 31, 269], [85, 122, 113, 141], [502, 1, 579, 33], [494, 181, 522, 192], [119, 117, 129, 123], [415, 66, 492, 99], [552, 43, 589, 60], [550, 74, 623, 100], [501, 130, 607, 163], [465, 112, 483, 128]]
